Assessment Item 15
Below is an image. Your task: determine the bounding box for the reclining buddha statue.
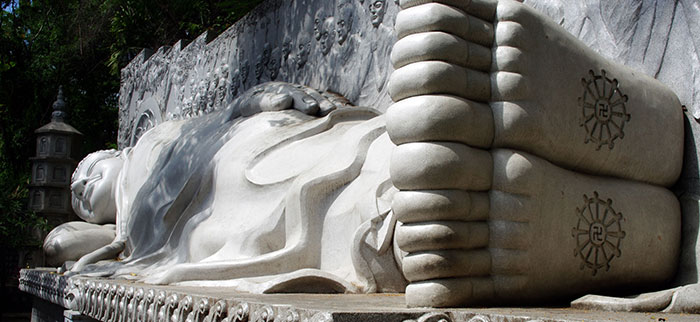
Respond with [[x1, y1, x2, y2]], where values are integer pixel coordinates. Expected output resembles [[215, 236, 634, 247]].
[[44, 0, 699, 311]]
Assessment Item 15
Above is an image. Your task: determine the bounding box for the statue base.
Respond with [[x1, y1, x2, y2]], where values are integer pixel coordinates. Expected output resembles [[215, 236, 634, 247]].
[[18, 268, 697, 322]]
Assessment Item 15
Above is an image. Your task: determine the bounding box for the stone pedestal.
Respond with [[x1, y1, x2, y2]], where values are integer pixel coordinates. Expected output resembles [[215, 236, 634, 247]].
[[18, 269, 699, 322]]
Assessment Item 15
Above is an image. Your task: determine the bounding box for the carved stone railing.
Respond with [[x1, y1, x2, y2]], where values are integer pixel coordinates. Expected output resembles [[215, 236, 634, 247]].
[[19, 268, 72, 308]]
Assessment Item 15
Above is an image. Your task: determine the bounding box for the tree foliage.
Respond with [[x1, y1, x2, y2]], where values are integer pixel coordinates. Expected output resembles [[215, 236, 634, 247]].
[[0, 0, 263, 248]]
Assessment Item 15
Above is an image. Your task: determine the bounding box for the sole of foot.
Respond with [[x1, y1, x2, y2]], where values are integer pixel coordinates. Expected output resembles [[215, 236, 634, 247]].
[[387, 0, 683, 307], [393, 148, 679, 307]]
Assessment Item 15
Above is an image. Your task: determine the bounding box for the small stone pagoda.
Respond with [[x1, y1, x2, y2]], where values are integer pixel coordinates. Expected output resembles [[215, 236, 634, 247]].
[[28, 87, 82, 227]]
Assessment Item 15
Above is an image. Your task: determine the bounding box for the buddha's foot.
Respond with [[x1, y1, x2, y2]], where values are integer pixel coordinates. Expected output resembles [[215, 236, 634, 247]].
[[392, 148, 679, 306], [387, 0, 683, 307]]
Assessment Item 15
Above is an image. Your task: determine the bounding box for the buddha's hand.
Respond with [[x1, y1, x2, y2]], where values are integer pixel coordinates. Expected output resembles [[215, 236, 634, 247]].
[[232, 82, 350, 117]]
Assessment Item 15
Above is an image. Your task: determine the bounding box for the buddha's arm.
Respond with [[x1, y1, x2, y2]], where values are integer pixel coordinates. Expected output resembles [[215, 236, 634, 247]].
[[69, 240, 125, 273]]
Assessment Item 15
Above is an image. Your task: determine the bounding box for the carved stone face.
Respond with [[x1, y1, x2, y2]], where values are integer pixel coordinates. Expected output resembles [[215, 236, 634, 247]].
[[240, 60, 250, 82], [267, 49, 280, 80], [208, 79, 216, 97], [296, 39, 310, 69], [320, 17, 335, 55], [238, 50, 249, 82], [337, 8, 353, 45], [207, 80, 217, 110], [71, 151, 123, 224], [282, 37, 292, 60], [258, 16, 270, 33], [217, 77, 227, 103], [220, 65, 229, 80], [262, 43, 271, 66], [313, 11, 326, 40], [369, 0, 386, 27]]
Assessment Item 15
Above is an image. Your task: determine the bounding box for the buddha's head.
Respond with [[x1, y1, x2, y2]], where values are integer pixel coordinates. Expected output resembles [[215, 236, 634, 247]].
[[71, 149, 124, 224]]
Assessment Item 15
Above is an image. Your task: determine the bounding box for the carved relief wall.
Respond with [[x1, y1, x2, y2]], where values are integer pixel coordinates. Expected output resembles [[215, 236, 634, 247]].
[[118, 0, 700, 153], [118, 0, 398, 149]]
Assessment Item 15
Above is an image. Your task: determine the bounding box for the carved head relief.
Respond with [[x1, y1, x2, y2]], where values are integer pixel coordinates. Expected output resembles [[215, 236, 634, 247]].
[[258, 16, 270, 33], [314, 11, 326, 40], [282, 36, 292, 61], [217, 78, 227, 103], [320, 17, 336, 55], [238, 49, 245, 64], [262, 43, 271, 66], [337, 7, 354, 45], [296, 36, 311, 69], [220, 64, 229, 80], [268, 48, 281, 80], [207, 78, 216, 95], [240, 60, 250, 82], [239, 50, 250, 82], [369, 0, 386, 27]]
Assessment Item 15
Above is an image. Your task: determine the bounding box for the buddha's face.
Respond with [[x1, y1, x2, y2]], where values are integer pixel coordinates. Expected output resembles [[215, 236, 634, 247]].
[[369, 0, 386, 27], [71, 152, 123, 224]]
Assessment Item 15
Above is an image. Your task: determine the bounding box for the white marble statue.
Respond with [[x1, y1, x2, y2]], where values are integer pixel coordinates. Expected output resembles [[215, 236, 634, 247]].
[[61, 82, 406, 295], [44, 0, 700, 312]]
